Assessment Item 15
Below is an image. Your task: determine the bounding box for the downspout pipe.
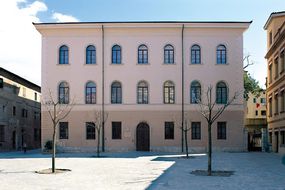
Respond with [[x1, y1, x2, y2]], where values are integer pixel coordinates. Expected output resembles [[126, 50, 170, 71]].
[[181, 24, 185, 152], [102, 25, 105, 152]]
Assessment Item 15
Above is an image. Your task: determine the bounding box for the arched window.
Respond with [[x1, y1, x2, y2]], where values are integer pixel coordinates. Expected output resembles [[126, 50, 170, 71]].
[[137, 81, 148, 104], [190, 81, 201, 103], [112, 45, 121, 64], [86, 45, 96, 64], [85, 81, 96, 104], [217, 45, 227, 64], [58, 82, 69, 104], [164, 44, 174, 64], [111, 81, 122, 104], [216, 81, 228, 104], [138, 45, 148, 64], [59, 45, 69, 64], [164, 81, 175, 104], [191, 45, 201, 64]]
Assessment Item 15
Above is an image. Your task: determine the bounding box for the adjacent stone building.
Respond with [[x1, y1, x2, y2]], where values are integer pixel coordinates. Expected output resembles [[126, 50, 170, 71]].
[[244, 91, 267, 151], [264, 11, 285, 154], [35, 21, 251, 152], [0, 67, 41, 151]]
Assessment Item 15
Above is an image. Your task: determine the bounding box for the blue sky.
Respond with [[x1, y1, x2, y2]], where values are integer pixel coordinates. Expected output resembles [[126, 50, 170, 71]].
[[1, 0, 285, 86]]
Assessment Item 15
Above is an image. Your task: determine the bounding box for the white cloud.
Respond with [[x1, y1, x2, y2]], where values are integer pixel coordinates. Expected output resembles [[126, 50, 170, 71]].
[[0, 0, 47, 85], [0, 1, 78, 86], [52, 12, 79, 22]]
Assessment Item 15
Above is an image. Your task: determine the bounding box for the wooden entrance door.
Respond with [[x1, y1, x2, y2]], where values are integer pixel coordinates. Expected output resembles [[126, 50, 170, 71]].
[[136, 122, 150, 151]]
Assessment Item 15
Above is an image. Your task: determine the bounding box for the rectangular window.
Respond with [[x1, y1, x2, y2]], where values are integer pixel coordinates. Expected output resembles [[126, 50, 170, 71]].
[[281, 50, 285, 72], [165, 122, 174, 139], [0, 125, 5, 142], [13, 106, 16, 116], [112, 122, 121, 139], [253, 98, 256, 103], [217, 122, 226, 140], [86, 122, 95, 140], [22, 109, 28, 118], [260, 98, 266, 104], [0, 78, 3, 88], [34, 92, 37, 101], [281, 91, 285, 113], [191, 122, 201, 140], [261, 110, 266, 116], [269, 98, 272, 117], [274, 57, 279, 79], [274, 94, 279, 115], [281, 131, 285, 145], [34, 128, 40, 141], [269, 64, 272, 84], [59, 122, 68, 139], [255, 110, 258, 116]]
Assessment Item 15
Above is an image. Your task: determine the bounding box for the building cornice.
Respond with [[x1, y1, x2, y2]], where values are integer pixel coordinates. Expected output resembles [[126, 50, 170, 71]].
[[0, 67, 41, 92], [264, 11, 285, 30], [265, 26, 285, 59], [33, 21, 252, 32]]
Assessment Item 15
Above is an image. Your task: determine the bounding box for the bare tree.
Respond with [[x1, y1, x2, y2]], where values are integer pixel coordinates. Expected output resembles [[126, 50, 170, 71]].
[[42, 90, 74, 173], [197, 86, 238, 176], [243, 53, 254, 69], [87, 110, 108, 157], [174, 112, 191, 158]]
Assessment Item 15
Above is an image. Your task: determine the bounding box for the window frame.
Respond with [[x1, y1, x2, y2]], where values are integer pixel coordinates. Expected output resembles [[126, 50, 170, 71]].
[[137, 81, 149, 104], [0, 125, 5, 142], [191, 122, 201, 140], [163, 81, 175, 104], [164, 44, 174, 64], [86, 45, 96, 64], [216, 44, 227, 64], [58, 82, 69, 104], [85, 81, 96, 104], [112, 45, 122, 64], [190, 80, 201, 104], [164, 122, 174, 139], [111, 81, 122, 104], [86, 122, 96, 140], [216, 81, 228, 104], [112, 122, 122, 139], [138, 44, 148, 64], [59, 45, 69, 65], [217, 122, 226, 140], [59, 122, 68, 139], [191, 44, 201, 64]]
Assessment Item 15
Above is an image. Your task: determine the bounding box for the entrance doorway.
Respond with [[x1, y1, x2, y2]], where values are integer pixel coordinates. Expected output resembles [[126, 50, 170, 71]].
[[136, 122, 150, 151]]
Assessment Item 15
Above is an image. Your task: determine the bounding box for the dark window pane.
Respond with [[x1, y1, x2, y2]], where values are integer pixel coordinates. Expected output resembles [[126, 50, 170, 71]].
[[112, 122, 122, 139], [59, 45, 69, 64], [217, 122, 226, 140], [59, 122, 68, 139], [165, 122, 174, 139], [191, 122, 201, 140], [86, 122, 95, 139], [112, 45, 121, 64], [0, 125, 5, 142]]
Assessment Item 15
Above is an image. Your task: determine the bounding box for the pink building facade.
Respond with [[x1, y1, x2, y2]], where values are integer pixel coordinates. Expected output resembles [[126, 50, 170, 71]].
[[35, 21, 251, 152]]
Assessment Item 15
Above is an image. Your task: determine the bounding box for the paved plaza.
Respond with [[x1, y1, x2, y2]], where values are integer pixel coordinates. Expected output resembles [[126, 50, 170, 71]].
[[0, 151, 284, 190]]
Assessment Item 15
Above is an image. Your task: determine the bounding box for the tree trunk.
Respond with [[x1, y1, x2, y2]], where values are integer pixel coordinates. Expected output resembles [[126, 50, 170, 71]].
[[184, 130, 189, 158], [97, 130, 100, 157], [52, 126, 56, 173], [207, 123, 212, 176]]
